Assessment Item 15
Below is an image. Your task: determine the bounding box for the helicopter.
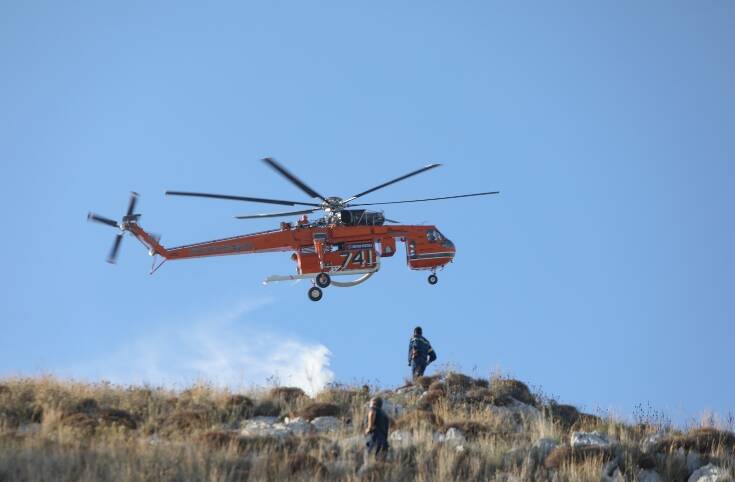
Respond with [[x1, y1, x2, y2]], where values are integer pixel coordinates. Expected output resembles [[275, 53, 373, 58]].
[[87, 158, 498, 301]]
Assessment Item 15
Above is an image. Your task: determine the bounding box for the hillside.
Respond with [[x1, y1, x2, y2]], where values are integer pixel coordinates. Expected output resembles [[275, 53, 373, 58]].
[[0, 373, 733, 481]]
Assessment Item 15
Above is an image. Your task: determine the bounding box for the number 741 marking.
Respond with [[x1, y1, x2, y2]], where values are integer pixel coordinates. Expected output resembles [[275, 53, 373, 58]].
[[339, 250, 374, 270]]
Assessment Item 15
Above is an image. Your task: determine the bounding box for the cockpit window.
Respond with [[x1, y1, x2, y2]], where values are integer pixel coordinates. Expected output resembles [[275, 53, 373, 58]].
[[426, 229, 444, 242]]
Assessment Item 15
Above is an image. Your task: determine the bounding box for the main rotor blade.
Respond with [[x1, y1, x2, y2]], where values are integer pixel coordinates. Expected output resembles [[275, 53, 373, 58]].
[[87, 212, 120, 228], [262, 157, 326, 201], [234, 208, 319, 220], [348, 191, 500, 206], [165, 191, 320, 207], [107, 234, 123, 264], [343, 163, 441, 203], [126, 192, 139, 216]]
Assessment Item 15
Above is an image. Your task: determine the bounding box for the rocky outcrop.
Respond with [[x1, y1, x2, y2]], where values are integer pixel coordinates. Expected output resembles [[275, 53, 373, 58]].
[[688, 463, 733, 482]]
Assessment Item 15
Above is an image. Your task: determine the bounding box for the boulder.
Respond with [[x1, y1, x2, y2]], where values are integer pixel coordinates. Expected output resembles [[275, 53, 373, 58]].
[[364, 399, 406, 418], [247, 416, 278, 424], [444, 427, 467, 445], [687, 450, 703, 473], [531, 437, 558, 463], [240, 418, 290, 437], [602, 461, 624, 482], [688, 464, 733, 482], [502, 447, 527, 468], [389, 429, 413, 446], [382, 399, 406, 418], [282, 416, 313, 435], [311, 416, 342, 433], [571, 431, 613, 448], [638, 469, 663, 482], [487, 398, 541, 430], [395, 385, 422, 396]]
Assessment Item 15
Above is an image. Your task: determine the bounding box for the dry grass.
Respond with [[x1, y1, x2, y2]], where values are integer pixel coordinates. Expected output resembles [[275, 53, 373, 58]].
[[1, 374, 733, 481]]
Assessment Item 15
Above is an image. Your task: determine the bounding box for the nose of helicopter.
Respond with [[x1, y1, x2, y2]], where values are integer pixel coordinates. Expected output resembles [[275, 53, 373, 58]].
[[443, 238, 456, 257]]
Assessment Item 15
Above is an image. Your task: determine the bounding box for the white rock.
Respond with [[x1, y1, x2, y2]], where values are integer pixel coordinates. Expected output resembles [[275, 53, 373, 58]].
[[282, 417, 312, 435], [688, 463, 733, 482], [248, 416, 279, 424], [638, 469, 663, 482], [508, 398, 541, 420], [363, 399, 406, 418], [389, 429, 412, 445], [455, 444, 465, 453], [382, 400, 406, 418], [311, 416, 342, 433], [486, 398, 540, 432], [395, 385, 422, 395], [571, 431, 613, 448], [432, 431, 446, 443], [444, 427, 467, 445], [241, 418, 290, 437]]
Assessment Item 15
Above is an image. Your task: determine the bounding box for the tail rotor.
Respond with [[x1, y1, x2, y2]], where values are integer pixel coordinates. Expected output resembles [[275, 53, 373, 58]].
[[87, 192, 139, 264]]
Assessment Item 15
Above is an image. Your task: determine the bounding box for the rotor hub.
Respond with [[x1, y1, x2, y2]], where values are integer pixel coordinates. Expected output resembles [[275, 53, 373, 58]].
[[322, 197, 344, 212]]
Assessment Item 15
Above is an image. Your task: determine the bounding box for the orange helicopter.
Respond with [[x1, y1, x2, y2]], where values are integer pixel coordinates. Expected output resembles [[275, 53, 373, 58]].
[[87, 158, 498, 301]]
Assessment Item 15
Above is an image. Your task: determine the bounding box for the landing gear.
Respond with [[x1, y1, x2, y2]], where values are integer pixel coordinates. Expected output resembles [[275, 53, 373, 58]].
[[308, 286, 323, 301], [428, 273, 438, 285], [315, 272, 331, 288]]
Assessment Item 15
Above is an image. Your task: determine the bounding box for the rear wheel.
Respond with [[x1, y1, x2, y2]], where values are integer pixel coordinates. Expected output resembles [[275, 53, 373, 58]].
[[308, 286, 323, 301], [428, 274, 438, 285], [315, 272, 331, 288]]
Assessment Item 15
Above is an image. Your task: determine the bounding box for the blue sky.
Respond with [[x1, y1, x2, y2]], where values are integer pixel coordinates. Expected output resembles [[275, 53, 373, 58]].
[[1, 2, 733, 423]]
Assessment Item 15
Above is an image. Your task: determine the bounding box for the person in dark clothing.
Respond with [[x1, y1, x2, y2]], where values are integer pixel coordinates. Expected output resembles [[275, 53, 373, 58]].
[[365, 396, 390, 460], [408, 326, 437, 380]]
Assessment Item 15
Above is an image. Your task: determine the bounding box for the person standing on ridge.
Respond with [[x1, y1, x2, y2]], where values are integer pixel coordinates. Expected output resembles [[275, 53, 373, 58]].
[[364, 396, 390, 460], [408, 326, 437, 380]]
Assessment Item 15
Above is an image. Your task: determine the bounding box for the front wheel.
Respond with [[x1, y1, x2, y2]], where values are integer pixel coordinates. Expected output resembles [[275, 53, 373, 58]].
[[308, 286, 323, 301], [428, 274, 438, 285], [315, 272, 331, 288]]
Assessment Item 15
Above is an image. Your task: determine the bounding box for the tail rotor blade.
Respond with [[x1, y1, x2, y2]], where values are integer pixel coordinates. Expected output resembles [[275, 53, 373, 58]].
[[107, 234, 123, 264], [126, 192, 139, 216], [87, 212, 120, 228]]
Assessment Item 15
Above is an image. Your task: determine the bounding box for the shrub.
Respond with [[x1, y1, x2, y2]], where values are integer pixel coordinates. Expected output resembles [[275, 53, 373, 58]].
[[297, 403, 341, 421], [546, 403, 581, 430], [59, 412, 98, 434], [224, 395, 254, 420], [654, 427, 735, 453], [163, 409, 210, 433], [488, 378, 536, 406], [444, 420, 492, 439], [393, 410, 444, 431], [414, 375, 441, 391], [444, 373, 476, 393], [253, 399, 282, 417], [544, 445, 616, 469], [269, 387, 306, 403], [98, 408, 137, 430]]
